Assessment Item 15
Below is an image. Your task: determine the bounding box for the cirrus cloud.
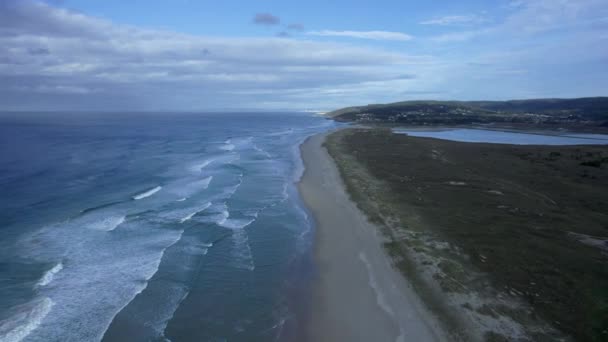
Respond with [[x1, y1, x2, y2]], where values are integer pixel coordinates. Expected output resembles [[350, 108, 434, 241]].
[[306, 30, 413, 41], [420, 14, 488, 26]]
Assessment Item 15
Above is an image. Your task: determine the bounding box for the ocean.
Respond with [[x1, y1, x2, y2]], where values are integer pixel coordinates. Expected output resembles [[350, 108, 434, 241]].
[[0, 112, 336, 342]]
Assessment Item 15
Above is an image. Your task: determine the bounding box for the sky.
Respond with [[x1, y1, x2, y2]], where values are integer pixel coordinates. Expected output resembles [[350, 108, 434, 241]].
[[1, 0, 607, 111]]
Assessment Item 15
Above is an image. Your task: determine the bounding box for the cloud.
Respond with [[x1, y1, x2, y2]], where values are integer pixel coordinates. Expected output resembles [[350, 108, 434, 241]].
[[307, 30, 413, 41], [253, 13, 280, 26], [429, 0, 608, 43], [501, 0, 608, 33], [0, 0, 113, 38], [0, 1, 426, 110], [420, 15, 488, 26], [430, 30, 487, 42], [27, 47, 50, 55], [422, 0, 608, 100], [287, 23, 304, 31], [13, 84, 95, 94], [2, 0, 605, 110]]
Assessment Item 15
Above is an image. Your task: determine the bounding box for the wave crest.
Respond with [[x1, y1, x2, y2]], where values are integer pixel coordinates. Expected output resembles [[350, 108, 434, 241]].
[[179, 203, 211, 223], [133, 186, 162, 200], [36, 263, 63, 288], [219, 218, 256, 230]]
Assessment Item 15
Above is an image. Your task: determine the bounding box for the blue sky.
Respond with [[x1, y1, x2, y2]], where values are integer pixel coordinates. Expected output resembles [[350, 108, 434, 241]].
[[1, 0, 607, 111], [60, 0, 492, 37]]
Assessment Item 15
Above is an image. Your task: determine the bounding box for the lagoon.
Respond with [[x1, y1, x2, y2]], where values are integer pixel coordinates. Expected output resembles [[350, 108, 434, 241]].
[[394, 128, 608, 145]]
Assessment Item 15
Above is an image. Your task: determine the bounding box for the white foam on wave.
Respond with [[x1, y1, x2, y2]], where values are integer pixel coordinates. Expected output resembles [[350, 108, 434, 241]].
[[211, 153, 241, 166], [0, 297, 54, 342], [244, 209, 259, 218], [99, 228, 186, 342], [183, 245, 210, 256], [219, 139, 235, 151], [88, 215, 126, 232], [179, 202, 211, 223], [168, 175, 214, 199], [221, 173, 244, 199], [209, 203, 255, 270], [17, 212, 187, 341], [213, 205, 256, 270], [292, 138, 307, 183], [292, 197, 314, 253], [266, 128, 294, 137], [217, 210, 229, 225], [189, 159, 214, 173], [191, 176, 212, 190], [220, 137, 254, 152], [231, 229, 255, 271], [281, 183, 289, 201], [119, 235, 216, 342], [155, 288, 191, 342], [220, 217, 256, 230], [36, 263, 63, 288], [253, 144, 272, 158], [133, 186, 162, 200]]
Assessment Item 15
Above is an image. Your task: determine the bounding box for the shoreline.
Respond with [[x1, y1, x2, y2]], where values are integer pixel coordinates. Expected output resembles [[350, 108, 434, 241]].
[[297, 131, 446, 342]]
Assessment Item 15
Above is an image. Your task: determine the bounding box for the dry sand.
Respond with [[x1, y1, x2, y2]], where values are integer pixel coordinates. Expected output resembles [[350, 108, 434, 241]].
[[298, 132, 446, 342]]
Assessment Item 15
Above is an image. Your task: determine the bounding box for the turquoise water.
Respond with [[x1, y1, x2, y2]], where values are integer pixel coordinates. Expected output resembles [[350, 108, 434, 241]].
[[394, 128, 608, 145], [0, 112, 336, 341]]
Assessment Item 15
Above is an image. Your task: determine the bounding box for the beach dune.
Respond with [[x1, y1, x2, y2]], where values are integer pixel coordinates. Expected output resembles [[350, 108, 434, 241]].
[[298, 132, 445, 342]]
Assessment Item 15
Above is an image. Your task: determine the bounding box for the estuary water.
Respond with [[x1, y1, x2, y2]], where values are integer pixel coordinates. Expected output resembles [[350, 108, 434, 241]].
[[394, 128, 608, 145], [0, 112, 335, 342]]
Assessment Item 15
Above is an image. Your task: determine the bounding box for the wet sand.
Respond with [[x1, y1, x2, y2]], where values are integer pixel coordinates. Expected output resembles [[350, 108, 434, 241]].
[[297, 132, 445, 342]]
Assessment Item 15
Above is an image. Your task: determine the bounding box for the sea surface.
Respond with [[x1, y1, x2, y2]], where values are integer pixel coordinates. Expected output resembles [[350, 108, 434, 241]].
[[0, 112, 336, 342], [394, 128, 608, 145]]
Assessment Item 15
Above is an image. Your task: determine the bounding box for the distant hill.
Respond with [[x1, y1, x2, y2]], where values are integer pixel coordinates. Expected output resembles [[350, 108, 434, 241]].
[[327, 97, 608, 128]]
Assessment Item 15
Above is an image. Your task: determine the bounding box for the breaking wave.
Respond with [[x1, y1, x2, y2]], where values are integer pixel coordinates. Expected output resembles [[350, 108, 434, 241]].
[[219, 217, 256, 230], [192, 176, 212, 190], [190, 159, 214, 173], [219, 139, 235, 151], [217, 210, 229, 226], [133, 186, 162, 200], [179, 203, 211, 223], [88, 215, 126, 231], [36, 263, 63, 288], [253, 144, 272, 158], [0, 113, 337, 341], [0, 298, 54, 342], [99, 228, 186, 342]]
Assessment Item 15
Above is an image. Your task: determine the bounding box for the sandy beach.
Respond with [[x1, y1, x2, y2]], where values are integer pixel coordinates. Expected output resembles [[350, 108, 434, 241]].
[[298, 132, 446, 342]]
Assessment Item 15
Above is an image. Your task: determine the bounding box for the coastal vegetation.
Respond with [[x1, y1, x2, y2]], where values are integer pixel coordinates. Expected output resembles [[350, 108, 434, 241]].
[[327, 97, 608, 131], [325, 128, 608, 341]]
